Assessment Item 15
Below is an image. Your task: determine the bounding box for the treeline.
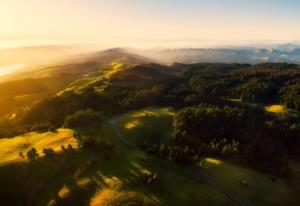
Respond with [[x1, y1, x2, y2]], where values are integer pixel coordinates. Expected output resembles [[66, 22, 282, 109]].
[[143, 139, 239, 165], [2, 63, 300, 134], [170, 104, 300, 175], [104, 63, 300, 110]]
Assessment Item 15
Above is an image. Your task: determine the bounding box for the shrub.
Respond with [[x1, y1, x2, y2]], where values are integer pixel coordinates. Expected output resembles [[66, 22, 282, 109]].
[[26, 148, 39, 161], [43, 148, 55, 159]]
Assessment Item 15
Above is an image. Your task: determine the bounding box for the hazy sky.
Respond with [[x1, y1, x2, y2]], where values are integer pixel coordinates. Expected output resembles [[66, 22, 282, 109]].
[[1, 0, 300, 48]]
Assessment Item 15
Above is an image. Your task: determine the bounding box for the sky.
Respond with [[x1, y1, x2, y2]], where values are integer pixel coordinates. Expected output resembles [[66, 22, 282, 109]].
[[1, 0, 300, 48]]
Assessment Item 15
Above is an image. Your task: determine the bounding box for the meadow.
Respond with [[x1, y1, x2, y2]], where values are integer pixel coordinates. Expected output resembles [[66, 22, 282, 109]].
[[0, 129, 77, 164]]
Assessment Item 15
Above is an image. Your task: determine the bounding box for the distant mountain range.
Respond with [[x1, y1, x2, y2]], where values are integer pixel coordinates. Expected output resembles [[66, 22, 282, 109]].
[[1, 44, 300, 78], [127, 45, 300, 64]]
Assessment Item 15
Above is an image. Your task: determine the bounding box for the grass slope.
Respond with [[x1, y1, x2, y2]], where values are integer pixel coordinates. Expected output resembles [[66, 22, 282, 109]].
[[59, 62, 128, 94], [45, 108, 299, 205], [0, 129, 78, 164], [111, 108, 300, 206], [199, 157, 300, 206], [1, 107, 299, 206], [74, 110, 234, 206], [265, 104, 286, 114], [0, 107, 233, 206], [118, 107, 175, 146]]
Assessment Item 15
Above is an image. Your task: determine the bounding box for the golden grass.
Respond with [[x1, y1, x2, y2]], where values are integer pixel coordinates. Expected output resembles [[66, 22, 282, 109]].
[[104, 176, 123, 189], [90, 189, 119, 206], [265, 104, 285, 113], [77, 178, 93, 189], [58, 185, 71, 199], [110, 62, 123, 69], [0, 128, 77, 164], [133, 108, 175, 118], [103, 63, 123, 79], [46, 199, 57, 206], [133, 110, 159, 118], [90, 188, 155, 206], [205, 158, 222, 165], [9, 113, 16, 119], [131, 162, 151, 174], [56, 61, 127, 95], [124, 120, 141, 129], [94, 175, 123, 189], [198, 157, 298, 205], [199, 158, 223, 169], [228, 98, 242, 102], [123, 108, 175, 131]]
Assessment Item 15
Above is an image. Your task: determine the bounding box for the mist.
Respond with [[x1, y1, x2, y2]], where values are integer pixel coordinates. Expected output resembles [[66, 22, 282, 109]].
[[0, 44, 103, 70]]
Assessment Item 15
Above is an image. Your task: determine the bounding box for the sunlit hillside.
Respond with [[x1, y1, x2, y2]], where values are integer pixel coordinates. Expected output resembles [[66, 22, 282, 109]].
[[0, 129, 77, 164], [266, 105, 286, 113]]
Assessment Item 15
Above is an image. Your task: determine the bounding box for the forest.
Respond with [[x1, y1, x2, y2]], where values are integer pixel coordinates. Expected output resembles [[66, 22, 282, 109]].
[[1, 63, 300, 175]]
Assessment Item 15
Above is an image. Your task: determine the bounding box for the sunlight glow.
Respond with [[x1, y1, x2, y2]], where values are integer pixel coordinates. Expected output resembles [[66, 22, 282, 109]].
[[206, 158, 222, 165], [0, 64, 26, 76], [1, 0, 300, 48], [124, 120, 141, 129], [58, 185, 71, 199], [265, 105, 286, 113], [0, 129, 77, 164]]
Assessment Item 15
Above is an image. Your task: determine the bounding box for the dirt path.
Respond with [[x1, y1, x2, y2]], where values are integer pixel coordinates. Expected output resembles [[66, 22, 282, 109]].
[[110, 118, 254, 206]]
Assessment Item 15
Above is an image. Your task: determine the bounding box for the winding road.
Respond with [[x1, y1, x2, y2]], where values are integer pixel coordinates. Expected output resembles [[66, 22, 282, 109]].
[[110, 118, 254, 206]]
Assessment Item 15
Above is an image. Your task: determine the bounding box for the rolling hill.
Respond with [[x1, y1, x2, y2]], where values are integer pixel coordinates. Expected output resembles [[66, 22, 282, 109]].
[[0, 48, 300, 206], [0, 48, 156, 117]]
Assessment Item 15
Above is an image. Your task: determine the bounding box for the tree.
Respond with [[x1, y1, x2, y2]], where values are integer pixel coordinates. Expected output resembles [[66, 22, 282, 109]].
[[43, 148, 55, 158], [26, 148, 39, 161]]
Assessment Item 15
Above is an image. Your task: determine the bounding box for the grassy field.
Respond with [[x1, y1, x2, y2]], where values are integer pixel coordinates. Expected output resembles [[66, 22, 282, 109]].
[[117, 107, 175, 146], [73, 110, 234, 206], [1, 107, 299, 205], [58, 62, 127, 94], [199, 157, 300, 206], [114, 108, 300, 206], [0, 107, 234, 206], [0, 129, 78, 164], [37, 108, 299, 206], [65, 108, 235, 205]]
